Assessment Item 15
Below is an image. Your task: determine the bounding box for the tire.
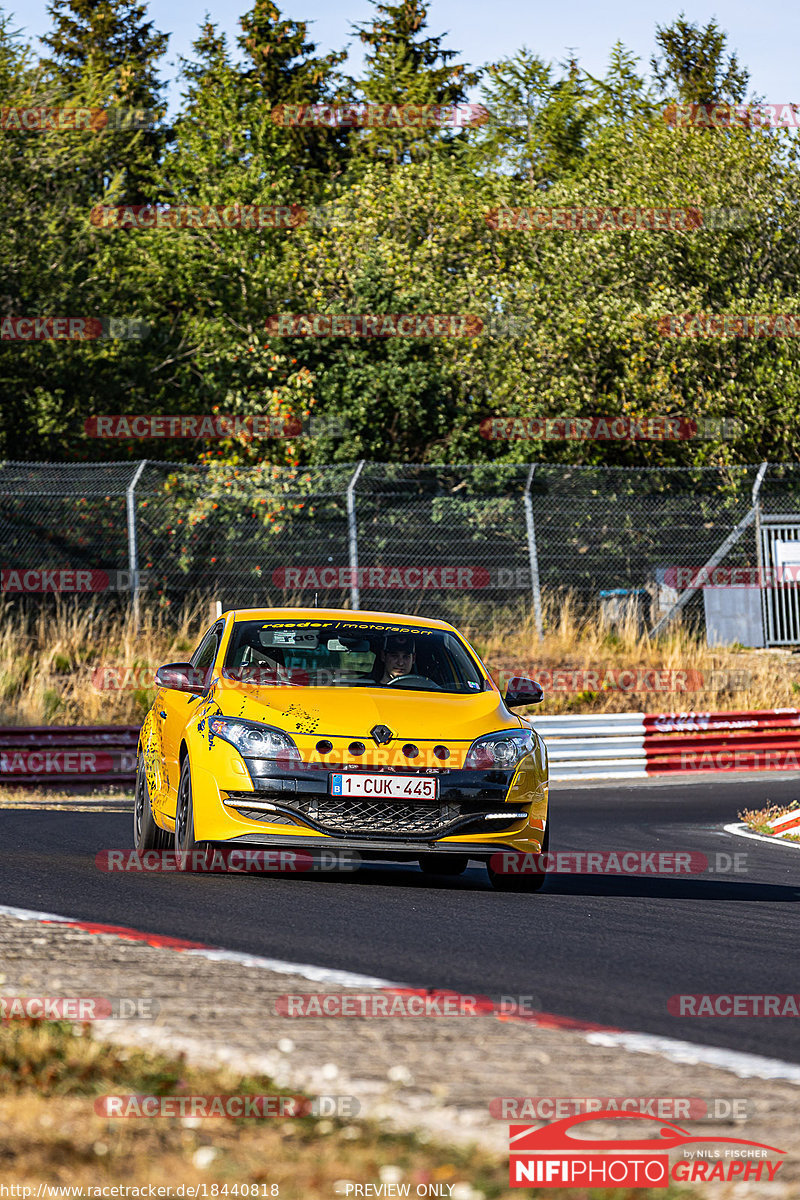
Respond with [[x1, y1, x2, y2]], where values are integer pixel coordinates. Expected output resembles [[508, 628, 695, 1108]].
[[133, 757, 170, 852], [174, 756, 211, 871], [418, 854, 468, 877], [487, 822, 549, 893]]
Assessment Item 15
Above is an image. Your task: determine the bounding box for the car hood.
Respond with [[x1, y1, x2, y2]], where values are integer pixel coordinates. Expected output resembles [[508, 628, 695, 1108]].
[[210, 681, 519, 742]]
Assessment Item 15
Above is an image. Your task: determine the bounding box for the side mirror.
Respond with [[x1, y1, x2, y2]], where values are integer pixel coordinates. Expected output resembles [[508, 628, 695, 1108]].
[[503, 676, 543, 708], [155, 662, 206, 694]]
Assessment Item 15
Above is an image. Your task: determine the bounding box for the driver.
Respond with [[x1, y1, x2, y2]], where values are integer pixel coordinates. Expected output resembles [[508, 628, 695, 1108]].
[[378, 633, 418, 683]]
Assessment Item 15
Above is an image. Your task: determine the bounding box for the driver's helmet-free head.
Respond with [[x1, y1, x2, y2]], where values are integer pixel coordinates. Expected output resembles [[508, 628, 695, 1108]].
[[383, 633, 415, 654]]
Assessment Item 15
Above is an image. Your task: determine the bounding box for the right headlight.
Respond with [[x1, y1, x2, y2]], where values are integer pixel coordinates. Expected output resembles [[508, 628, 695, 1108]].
[[208, 717, 301, 761], [464, 729, 537, 770]]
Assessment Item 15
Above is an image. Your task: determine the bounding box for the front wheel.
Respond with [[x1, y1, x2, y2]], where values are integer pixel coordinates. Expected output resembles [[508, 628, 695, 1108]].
[[174, 756, 211, 871], [487, 822, 549, 893], [133, 757, 170, 851]]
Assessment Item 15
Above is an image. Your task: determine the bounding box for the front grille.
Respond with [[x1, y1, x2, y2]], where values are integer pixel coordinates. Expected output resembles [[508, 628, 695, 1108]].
[[293, 796, 461, 835], [223, 783, 526, 839]]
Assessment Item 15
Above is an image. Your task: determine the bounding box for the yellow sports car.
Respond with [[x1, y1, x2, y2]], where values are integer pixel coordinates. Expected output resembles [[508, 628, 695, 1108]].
[[135, 608, 549, 890]]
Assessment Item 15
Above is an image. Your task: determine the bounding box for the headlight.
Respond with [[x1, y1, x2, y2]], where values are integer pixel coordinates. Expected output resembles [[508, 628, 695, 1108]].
[[208, 718, 300, 761], [464, 729, 537, 770]]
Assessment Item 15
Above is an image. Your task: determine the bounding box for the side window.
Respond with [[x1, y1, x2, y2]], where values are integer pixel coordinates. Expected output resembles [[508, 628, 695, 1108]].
[[190, 625, 223, 686]]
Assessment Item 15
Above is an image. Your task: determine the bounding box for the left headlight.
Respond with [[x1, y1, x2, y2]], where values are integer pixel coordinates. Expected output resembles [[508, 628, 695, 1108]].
[[208, 717, 301, 761], [464, 729, 537, 770]]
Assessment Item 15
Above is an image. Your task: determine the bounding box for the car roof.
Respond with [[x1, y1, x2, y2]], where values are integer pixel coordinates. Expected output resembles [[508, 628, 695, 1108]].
[[224, 607, 456, 632]]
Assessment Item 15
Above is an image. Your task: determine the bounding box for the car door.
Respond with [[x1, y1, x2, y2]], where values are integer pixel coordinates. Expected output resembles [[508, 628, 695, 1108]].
[[158, 622, 224, 812]]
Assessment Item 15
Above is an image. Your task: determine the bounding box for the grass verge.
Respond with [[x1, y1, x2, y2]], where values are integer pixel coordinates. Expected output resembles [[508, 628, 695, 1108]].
[[0, 1020, 693, 1198]]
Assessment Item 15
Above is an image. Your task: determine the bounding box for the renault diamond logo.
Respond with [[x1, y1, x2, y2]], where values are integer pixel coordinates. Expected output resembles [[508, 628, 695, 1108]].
[[371, 724, 393, 745]]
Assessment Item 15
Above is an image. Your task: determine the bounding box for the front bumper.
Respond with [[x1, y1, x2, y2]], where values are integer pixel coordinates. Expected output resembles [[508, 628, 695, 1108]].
[[226, 762, 531, 839], [186, 751, 548, 854]]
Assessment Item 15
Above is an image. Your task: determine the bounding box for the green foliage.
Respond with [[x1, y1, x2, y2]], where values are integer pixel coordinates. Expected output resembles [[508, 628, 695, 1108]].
[[42, 688, 64, 719], [650, 14, 749, 105], [352, 0, 480, 164], [473, 49, 591, 184], [1, 4, 800, 473]]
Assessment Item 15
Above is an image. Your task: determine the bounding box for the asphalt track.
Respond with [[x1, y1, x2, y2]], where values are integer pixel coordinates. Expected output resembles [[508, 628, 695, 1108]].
[[2, 773, 800, 1063]]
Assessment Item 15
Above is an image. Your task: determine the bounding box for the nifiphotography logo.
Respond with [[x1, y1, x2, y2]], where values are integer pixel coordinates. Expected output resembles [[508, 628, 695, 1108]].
[[508, 1111, 786, 1187]]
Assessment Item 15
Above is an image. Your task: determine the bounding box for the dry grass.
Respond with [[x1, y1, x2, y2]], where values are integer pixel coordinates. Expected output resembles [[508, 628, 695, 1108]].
[[468, 593, 800, 715], [0, 784, 131, 810], [739, 802, 800, 836], [0, 597, 211, 727], [0, 1020, 686, 1198], [1, 592, 799, 726]]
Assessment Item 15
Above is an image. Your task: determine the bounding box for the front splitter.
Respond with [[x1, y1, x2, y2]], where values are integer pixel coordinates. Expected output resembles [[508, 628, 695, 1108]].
[[216, 833, 519, 856]]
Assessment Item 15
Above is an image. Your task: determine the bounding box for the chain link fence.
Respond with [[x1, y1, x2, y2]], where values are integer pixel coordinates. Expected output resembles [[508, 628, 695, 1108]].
[[3, 459, 800, 640]]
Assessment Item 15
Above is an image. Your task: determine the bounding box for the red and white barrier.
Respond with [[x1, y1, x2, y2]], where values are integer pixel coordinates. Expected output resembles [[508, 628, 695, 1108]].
[[1, 710, 798, 787], [0, 726, 139, 784], [538, 709, 800, 782]]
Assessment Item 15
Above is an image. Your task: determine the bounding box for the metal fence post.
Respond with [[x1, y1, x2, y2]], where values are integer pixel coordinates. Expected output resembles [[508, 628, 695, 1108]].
[[126, 460, 147, 627], [754, 462, 768, 645], [647, 462, 768, 639], [523, 465, 544, 640], [346, 460, 365, 610]]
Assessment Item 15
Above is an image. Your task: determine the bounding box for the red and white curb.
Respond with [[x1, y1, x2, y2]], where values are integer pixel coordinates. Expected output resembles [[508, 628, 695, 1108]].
[[2, 902, 800, 1086], [724, 821, 800, 850], [770, 808, 800, 836]]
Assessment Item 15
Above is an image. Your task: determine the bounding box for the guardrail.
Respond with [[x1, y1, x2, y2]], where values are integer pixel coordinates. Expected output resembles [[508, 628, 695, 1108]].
[[539, 709, 800, 781], [0, 726, 139, 785], [1, 710, 798, 786]]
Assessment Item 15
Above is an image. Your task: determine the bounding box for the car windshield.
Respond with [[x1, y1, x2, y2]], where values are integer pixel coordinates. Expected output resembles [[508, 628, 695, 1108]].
[[222, 620, 488, 694]]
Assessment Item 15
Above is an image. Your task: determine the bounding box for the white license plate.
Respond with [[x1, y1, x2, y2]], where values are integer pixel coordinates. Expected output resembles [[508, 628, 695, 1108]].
[[330, 773, 438, 800]]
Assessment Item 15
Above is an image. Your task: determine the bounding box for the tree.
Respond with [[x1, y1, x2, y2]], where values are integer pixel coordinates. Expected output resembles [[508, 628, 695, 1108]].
[[41, 0, 167, 103], [473, 49, 590, 185], [40, 0, 169, 204], [583, 42, 657, 128], [238, 0, 350, 182], [650, 15, 749, 106], [352, 0, 480, 163]]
